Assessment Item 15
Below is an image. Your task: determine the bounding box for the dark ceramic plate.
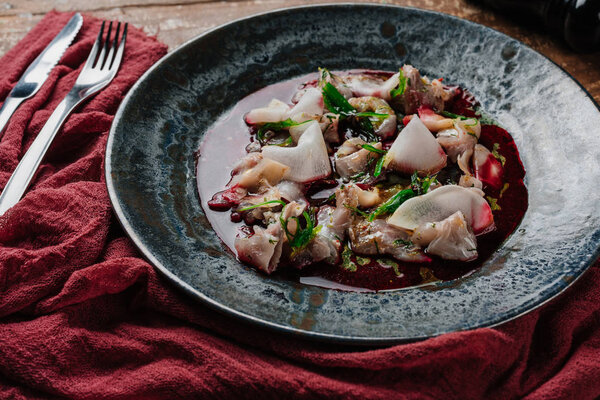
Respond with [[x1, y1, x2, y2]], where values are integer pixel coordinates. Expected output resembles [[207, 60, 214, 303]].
[[106, 4, 600, 344]]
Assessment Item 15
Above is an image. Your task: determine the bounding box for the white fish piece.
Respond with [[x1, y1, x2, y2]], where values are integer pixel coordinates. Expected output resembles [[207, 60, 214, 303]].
[[262, 121, 332, 183], [349, 219, 430, 262], [334, 138, 382, 179], [344, 73, 400, 101], [387, 185, 494, 235], [244, 99, 291, 124], [230, 157, 289, 191], [235, 222, 284, 274], [411, 211, 478, 261], [383, 116, 447, 176]]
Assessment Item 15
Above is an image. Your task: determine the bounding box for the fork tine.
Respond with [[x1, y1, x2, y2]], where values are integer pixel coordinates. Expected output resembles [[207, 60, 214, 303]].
[[105, 22, 121, 70], [109, 23, 127, 73], [84, 21, 104, 70], [96, 21, 112, 69]]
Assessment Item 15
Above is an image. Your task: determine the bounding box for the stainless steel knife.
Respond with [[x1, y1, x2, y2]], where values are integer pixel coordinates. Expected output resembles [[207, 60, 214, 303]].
[[0, 13, 83, 140]]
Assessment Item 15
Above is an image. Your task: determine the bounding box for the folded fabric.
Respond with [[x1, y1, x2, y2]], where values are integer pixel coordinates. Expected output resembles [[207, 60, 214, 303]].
[[0, 11, 599, 400]]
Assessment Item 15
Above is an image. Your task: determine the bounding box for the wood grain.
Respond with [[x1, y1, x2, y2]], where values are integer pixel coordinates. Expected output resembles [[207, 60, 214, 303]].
[[0, 0, 599, 101]]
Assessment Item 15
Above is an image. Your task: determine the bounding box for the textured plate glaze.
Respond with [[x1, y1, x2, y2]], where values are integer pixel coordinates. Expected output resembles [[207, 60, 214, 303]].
[[106, 4, 600, 344]]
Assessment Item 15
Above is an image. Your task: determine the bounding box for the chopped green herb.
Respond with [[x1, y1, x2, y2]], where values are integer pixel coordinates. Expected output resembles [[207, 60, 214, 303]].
[[440, 111, 469, 120], [390, 68, 408, 98], [271, 135, 293, 147], [279, 207, 322, 255], [356, 256, 371, 266], [239, 199, 286, 212], [349, 171, 367, 181], [322, 82, 354, 114], [393, 239, 413, 248], [492, 143, 507, 166], [257, 119, 309, 143], [411, 172, 438, 195], [486, 196, 501, 211], [464, 118, 479, 127], [321, 82, 377, 141], [499, 183, 510, 198], [373, 156, 385, 178], [343, 204, 370, 218], [355, 111, 389, 119], [369, 188, 416, 221], [341, 244, 357, 272], [361, 144, 386, 155]]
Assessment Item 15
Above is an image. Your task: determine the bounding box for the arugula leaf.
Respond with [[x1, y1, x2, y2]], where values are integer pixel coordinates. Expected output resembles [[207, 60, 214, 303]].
[[239, 199, 286, 212], [368, 189, 416, 221], [360, 144, 386, 155], [390, 68, 408, 98]]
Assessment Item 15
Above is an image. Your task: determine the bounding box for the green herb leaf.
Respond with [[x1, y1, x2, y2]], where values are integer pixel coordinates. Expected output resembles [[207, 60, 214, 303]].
[[360, 144, 386, 155], [322, 82, 354, 114], [411, 172, 438, 195], [393, 239, 413, 248], [440, 111, 468, 120], [257, 119, 308, 143], [272, 135, 293, 147], [321, 82, 378, 141], [354, 111, 389, 119], [239, 200, 286, 212], [373, 156, 385, 178], [492, 143, 507, 166], [369, 189, 416, 221], [341, 244, 357, 272], [390, 68, 408, 98], [486, 196, 501, 211], [343, 204, 370, 218], [279, 207, 322, 255]]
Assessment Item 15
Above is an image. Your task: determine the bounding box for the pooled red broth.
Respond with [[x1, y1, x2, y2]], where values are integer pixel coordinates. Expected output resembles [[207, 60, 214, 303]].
[[196, 70, 528, 291]]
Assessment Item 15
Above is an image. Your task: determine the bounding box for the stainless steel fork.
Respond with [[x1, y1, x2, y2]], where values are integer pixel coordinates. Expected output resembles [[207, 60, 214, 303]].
[[0, 21, 127, 216]]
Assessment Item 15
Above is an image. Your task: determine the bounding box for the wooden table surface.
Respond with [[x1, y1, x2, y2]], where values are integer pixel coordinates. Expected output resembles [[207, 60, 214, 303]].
[[1, 0, 599, 102]]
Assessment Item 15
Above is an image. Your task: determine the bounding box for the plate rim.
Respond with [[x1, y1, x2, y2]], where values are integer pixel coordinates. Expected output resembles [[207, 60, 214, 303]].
[[105, 2, 600, 345]]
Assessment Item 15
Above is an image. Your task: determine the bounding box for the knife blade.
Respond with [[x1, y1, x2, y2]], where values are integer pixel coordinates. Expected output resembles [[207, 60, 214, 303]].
[[0, 13, 83, 140]]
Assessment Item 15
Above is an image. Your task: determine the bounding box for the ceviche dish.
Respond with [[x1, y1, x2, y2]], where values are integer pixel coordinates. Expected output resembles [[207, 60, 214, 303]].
[[197, 66, 527, 291]]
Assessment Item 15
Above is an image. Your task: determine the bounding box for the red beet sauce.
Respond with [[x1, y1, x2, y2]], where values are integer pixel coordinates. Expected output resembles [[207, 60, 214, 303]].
[[196, 72, 528, 291]]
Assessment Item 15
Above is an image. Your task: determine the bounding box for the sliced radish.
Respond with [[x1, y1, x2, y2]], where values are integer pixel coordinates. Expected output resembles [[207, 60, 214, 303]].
[[262, 121, 332, 183], [387, 185, 494, 235], [383, 116, 447, 176], [473, 144, 504, 190]]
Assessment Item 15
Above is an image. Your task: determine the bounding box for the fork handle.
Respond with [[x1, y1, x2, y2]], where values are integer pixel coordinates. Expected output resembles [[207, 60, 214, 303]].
[[0, 92, 79, 216]]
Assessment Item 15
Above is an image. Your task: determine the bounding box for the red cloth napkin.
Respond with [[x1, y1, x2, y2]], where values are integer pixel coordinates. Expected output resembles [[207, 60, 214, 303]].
[[0, 11, 599, 400]]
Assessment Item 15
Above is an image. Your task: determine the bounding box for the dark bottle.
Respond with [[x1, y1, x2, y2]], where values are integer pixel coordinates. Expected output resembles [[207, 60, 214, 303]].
[[476, 0, 600, 52]]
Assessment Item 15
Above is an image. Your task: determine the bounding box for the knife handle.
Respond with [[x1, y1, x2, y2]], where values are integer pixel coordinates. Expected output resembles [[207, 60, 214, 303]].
[[0, 92, 79, 215], [0, 96, 24, 140]]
